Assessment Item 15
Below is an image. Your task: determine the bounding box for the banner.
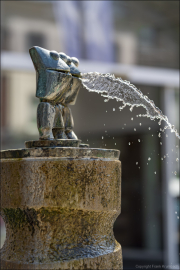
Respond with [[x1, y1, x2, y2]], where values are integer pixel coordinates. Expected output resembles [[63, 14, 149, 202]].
[[53, 1, 114, 62], [82, 1, 114, 62], [53, 1, 82, 58]]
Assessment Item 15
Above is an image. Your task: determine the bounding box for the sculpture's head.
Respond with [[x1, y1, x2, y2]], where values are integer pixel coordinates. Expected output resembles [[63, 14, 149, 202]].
[[29, 46, 82, 104], [29, 46, 81, 77]]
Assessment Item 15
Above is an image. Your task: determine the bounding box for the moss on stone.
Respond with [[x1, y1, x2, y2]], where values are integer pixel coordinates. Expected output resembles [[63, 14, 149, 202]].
[[2, 208, 39, 236], [3, 208, 27, 228]]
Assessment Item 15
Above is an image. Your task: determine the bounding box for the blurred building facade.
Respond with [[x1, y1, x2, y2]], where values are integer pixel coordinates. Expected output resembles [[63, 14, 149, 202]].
[[1, 1, 179, 269]]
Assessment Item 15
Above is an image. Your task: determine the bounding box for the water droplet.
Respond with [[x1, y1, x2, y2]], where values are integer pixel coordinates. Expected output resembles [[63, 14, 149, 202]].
[[160, 142, 162, 145], [138, 139, 140, 142], [176, 158, 179, 162], [154, 171, 156, 174], [138, 167, 140, 169], [131, 118, 133, 121], [106, 110, 107, 113], [115, 143, 116, 145], [175, 211, 177, 214], [113, 137, 114, 139], [166, 134, 168, 137], [104, 99, 109, 102], [147, 163, 148, 165], [176, 145, 179, 148], [164, 155, 166, 158], [102, 136, 104, 139], [158, 120, 161, 125], [113, 108, 115, 111], [124, 123, 126, 126], [104, 124, 105, 126], [130, 106, 134, 112], [87, 139, 88, 141], [139, 123, 142, 126], [158, 133, 161, 138], [161, 158, 163, 160], [152, 134, 153, 136], [136, 162, 138, 165], [174, 171, 177, 175], [105, 130, 107, 133], [128, 142, 131, 145], [177, 216, 179, 219], [148, 127, 151, 130], [134, 128, 136, 131], [148, 157, 151, 161]]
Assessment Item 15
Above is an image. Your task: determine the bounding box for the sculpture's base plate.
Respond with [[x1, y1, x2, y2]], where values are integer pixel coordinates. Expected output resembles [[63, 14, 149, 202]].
[[25, 139, 82, 148]]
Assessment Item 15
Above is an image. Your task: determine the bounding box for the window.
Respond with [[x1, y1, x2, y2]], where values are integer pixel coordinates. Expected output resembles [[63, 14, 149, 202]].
[[1, 28, 9, 51], [26, 32, 45, 49]]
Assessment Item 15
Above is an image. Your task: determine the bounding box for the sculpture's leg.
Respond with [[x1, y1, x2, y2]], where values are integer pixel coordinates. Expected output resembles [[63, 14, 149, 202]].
[[52, 104, 67, 139], [63, 106, 78, 139], [37, 102, 55, 140]]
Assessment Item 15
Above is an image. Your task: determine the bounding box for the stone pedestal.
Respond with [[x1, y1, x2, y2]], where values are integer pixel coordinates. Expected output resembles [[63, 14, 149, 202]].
[[0, 147, 122, 269]]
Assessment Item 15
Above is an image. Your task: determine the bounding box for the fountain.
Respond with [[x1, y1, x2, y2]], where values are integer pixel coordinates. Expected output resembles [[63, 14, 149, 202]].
[[1, 46, 179, 270], [0, 47, 123, 269]]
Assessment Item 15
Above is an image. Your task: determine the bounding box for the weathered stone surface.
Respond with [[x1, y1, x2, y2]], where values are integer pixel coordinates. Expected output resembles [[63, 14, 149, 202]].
[[1, 248, 122, 269], [0, 147, 122, 269], [0, 147, 119, 160]]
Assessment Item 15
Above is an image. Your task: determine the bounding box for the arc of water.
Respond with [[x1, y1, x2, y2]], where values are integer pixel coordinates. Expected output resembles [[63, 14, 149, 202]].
[[81, 72, 179, 139]]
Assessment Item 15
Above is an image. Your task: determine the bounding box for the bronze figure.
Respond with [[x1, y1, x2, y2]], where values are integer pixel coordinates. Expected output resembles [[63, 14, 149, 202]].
[[29, 46, 82, 140]]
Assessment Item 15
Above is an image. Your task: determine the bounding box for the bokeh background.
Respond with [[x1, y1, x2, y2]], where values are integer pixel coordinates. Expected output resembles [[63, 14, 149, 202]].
[[1, 1, 179, 269]]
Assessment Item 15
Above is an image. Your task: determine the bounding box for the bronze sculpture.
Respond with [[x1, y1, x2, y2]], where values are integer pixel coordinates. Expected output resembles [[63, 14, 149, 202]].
[[29, 46, 82, 140]]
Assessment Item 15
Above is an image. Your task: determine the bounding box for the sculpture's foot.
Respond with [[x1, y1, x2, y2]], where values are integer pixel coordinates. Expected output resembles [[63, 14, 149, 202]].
[[52, 128, 67, 139], [65, 130, 78, 139], [39, 128, 51, 140]]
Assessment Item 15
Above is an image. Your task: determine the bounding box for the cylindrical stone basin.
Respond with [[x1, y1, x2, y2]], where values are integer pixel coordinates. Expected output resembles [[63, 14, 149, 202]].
[[0, 147, 122, 269]]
